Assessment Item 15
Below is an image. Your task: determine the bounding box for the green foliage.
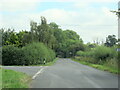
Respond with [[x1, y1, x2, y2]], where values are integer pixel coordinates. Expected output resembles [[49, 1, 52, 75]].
[[1, 28, 29, 47], [63, 30, 81, 41], [2, 43, 55, 65], [76, 51, 94, 57], [23, 42, 55, 65], [2, 45, 24, 65], [72, 59, 118, 74], [1, 17, 85, 59], [57, 39, 84, 58], [76, 45, 117, 64], [104, 35, 117, 47], [104, 58, 118, 69], [2, 68, 30, 88], [93, 46, 116, 62], [54, 30, 84, 58]]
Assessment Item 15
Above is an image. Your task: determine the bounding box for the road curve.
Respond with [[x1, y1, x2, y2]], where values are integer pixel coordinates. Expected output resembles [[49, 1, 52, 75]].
[[3, 58, 118, 88], [30, 58, 118, 88]]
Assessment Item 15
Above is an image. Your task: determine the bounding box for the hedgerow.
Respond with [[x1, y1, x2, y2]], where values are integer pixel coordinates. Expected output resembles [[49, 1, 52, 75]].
[[2, 42, 56, 65]]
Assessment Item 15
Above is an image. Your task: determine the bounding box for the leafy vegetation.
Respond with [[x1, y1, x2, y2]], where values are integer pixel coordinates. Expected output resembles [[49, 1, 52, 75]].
[[104, 35, 117, 47], [2, 68, 31, 88], [75, 44, 118, 74], [1, 16, 84, 65], [93, 46, 117, 62], [22, 42, 56, 65], [1, 16, 119, 73], [72, 59, 118, 74], [2, 42, 55, 65], [0, 68, 2, 89]]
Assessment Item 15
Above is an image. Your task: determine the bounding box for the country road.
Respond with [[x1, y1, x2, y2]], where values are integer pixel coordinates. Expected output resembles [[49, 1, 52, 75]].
[[3, 58, 118, 88]]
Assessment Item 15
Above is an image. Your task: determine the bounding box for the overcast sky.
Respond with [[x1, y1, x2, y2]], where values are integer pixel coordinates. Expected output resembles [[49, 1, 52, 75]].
[[0, 0, 119, 43]]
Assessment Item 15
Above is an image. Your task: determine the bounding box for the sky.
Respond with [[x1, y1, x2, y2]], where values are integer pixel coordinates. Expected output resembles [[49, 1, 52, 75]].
[[0, 0, 119, 43]]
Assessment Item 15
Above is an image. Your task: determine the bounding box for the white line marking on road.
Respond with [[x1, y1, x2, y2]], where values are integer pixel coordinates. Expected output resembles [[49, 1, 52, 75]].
[[84, 76, 101, 88], [32, 68, 44, 79], [80, 70, 101, 88], [32, 66, 48, 80]]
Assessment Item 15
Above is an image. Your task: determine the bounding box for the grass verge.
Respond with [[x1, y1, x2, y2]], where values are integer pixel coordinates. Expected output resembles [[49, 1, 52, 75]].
[[0, 68, 2, 90], [72, 59, 118, 74], [1, 68, 31, 88], [43, 58, 59, 66]]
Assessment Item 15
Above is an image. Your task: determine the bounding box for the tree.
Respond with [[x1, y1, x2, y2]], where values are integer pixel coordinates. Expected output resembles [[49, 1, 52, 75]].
[[63, 30, 82, 41], [2, 29, 20, 46], [1, 16, 85, 58], [104, 35, 117, 47], [30, 20, 37, 42]]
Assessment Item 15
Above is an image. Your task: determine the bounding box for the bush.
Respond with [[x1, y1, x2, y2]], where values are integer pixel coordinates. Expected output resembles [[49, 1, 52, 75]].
[[104, 58, 118, 69], [22, 42, 55, 65], [2, 45, 24, 65], [0, 47, 2, 64], [2, 42, 56, 65], [93, 46, 116, 62], [76, 51, 94, 57], [76, 45, 117, 64]]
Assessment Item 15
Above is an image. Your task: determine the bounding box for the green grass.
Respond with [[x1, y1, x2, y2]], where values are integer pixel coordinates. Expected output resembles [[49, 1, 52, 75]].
[[72, 59, 118, 74], [43, 58, 59, 66], [1, 68, 31, 88], [0, 58, 59, 88], [0, 68, 2, 90]]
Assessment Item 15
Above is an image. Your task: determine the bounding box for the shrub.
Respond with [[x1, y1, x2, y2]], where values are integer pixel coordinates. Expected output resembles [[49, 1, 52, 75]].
[[22, 42, 55, 65], [2, 42, 56, 65], [76, 45, 117, 64], [2, 45, 24, 65], [76, 51, 94, 57], [0, 47, 2, 64], [105, 58, 118, 69], [93, 46, 117, 62]]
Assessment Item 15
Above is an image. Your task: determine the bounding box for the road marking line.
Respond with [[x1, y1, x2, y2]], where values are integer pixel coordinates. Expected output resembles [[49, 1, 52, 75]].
[[80, 70, 101, 88], [84, 76, 101, 88], [32, 68, 44, 79], [32, 66, 48, 80]]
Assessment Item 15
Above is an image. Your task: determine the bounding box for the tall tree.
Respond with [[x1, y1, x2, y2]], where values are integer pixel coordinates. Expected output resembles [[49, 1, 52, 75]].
[[104, 35, 117, 47]]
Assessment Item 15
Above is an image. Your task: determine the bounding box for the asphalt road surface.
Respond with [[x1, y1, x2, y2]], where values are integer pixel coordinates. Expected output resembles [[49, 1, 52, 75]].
[[3, 58, 118, 88]]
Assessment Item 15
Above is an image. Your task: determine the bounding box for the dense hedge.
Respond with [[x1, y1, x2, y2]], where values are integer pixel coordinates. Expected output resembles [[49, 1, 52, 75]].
[[22, 42, 56, 65], [93, 46, 117, 62], [2, 45, 24, 65], [76, 46, 117, 64], [2, 42, 56, 65], [76, 51, 94, 57]]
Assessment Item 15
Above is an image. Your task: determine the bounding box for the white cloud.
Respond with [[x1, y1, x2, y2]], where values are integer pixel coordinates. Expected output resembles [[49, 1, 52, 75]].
[[0, 0, 118, 43], [0, 14, 30, 31], [74, 2, 89, 8], [24, 7, 117, 43], [0, 0, 39, 12], [1, 7, 118, 42]]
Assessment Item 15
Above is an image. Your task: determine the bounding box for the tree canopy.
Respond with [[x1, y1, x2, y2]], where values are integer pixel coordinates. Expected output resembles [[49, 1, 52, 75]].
[[1, 16, 84, 58]]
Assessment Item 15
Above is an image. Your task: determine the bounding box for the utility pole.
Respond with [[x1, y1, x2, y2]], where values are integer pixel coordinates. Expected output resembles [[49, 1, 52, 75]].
[[110, 1, 120, 44], [110, 2, 120, 17]]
